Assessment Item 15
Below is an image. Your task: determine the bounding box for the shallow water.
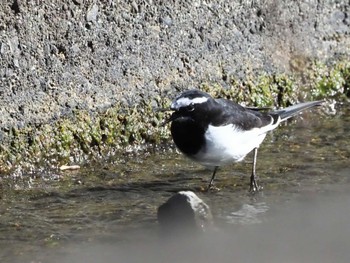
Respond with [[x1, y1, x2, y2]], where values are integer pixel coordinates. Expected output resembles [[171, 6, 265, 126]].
[[0, 102, 349, 263]]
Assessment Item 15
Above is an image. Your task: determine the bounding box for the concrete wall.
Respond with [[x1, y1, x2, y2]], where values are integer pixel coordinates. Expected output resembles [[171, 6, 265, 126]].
[[1, 0, 349, 130], [0, 1, 349, 172]]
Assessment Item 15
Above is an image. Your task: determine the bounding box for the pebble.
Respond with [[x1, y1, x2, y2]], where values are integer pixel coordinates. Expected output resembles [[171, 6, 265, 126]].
[[86, 3, 99, 22]]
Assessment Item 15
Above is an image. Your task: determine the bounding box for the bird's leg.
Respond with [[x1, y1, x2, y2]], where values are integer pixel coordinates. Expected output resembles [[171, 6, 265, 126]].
[[249, 148, 261, 192], [207, 166, 219, 191]]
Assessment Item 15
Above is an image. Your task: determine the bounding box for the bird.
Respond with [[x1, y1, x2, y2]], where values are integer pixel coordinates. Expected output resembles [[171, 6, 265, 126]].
[[167, 89, 323, 192]]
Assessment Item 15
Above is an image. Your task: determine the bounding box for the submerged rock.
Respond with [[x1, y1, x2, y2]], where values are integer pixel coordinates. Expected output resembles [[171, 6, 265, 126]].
[[157, 191, 213, 235]]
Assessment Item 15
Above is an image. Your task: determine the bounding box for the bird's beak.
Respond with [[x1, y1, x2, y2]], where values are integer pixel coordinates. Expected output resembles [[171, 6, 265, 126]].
[[161, 108, 178, 127]]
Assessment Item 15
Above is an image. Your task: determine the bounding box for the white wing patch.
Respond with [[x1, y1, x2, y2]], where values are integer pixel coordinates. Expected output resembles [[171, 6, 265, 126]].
[[193, 120, 279, 167], [171, 96, 209, 110]]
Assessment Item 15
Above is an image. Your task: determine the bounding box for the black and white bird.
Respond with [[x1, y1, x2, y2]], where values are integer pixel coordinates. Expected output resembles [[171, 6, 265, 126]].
[[168, 89, 323, 192]]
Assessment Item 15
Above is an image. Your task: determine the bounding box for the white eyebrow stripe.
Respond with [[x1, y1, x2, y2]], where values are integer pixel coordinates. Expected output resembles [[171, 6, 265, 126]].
[[172, 96, 209, 109]]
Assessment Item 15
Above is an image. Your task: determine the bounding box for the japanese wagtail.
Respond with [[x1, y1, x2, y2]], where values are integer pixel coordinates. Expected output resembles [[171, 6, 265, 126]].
[[167, 89, 323, 192]]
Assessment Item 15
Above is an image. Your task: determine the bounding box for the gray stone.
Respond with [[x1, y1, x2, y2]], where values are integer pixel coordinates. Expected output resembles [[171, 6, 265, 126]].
[[157, 191, 213, 234], [86, 3, 99, 22]]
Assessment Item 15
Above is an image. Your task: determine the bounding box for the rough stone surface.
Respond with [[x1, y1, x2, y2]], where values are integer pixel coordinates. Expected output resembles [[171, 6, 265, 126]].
[[0, 1, 349, 137], [157, 191, 213, 234]]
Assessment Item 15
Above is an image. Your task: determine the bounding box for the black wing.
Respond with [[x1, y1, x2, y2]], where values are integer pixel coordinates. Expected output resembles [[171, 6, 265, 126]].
[[210, 99, 276, 131]]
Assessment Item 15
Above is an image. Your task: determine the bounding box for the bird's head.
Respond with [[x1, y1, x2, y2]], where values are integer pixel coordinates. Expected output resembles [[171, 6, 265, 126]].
[[170, 89, 212, 113], [162, 89, 213, 126]]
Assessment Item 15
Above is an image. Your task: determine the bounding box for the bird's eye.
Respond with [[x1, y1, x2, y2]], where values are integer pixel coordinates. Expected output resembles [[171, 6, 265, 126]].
[[187, 104, 195, 112]]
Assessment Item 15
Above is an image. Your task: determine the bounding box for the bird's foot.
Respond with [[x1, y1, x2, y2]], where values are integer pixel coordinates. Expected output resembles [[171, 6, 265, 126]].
[[249, 178, 262, 193], [200, 183, 221, 192]]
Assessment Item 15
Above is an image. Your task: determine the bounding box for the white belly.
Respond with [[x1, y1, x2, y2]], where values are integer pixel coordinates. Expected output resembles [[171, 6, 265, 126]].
[[192, 124, 269, 166]]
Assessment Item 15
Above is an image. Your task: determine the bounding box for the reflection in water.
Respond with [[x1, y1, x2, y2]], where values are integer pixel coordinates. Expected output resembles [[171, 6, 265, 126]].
[[225, 202, 269, 224], [0, 103, 350, 263], [12, 191, 350, 263]]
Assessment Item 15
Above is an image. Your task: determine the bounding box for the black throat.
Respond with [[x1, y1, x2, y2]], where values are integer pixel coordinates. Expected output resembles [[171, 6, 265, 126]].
[[170, 116, 206, 156]]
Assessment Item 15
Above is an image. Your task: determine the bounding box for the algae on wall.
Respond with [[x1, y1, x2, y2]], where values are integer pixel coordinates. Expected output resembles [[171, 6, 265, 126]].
[[0, 61, 349, 175], [1, 1, 350, 175]]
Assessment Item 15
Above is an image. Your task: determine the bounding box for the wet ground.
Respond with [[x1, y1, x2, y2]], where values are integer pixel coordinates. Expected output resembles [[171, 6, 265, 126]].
[[0, 102, 349, 263]]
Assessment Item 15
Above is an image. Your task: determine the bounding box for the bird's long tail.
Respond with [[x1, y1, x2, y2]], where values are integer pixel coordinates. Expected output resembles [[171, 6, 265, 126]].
[[273, 100, 324, 121]]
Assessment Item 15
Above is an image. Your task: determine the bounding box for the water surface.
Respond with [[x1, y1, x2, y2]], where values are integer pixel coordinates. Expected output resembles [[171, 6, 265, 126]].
[[0, 103, 349, 263]]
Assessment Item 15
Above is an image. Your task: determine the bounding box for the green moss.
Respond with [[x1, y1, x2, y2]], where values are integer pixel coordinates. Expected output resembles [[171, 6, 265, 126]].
[[308, 61, 350, 99], [0, 60, 349, 175], [202, 73, 299, 108]]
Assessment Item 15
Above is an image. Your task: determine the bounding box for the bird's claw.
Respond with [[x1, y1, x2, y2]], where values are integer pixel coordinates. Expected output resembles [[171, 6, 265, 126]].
[[249, 179, 262, 193], [203, 183, 221, 192]]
